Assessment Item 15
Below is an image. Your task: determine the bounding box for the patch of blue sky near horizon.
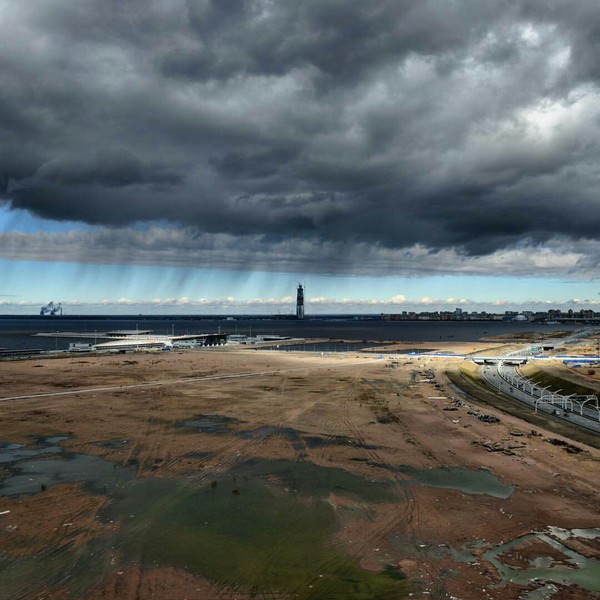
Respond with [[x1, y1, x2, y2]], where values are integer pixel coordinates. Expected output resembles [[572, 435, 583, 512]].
[[1, 254, 599, 312], [0, 204, 95, 234], [0, 204, 171, 235]]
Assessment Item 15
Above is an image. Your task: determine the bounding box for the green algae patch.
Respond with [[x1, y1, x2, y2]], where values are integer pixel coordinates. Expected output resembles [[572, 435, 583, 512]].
[[238, 458, 398, 504], [101, 463, 409, 599], [0, 441, 410, 599], [398, 465, 513, 499]]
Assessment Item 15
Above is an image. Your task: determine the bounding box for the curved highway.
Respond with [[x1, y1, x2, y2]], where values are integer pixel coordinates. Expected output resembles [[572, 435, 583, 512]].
[[479, 332, 600, 435]]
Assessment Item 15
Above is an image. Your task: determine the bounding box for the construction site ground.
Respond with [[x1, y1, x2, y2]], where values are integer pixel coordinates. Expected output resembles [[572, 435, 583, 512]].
[[0, 344, 599, 599]]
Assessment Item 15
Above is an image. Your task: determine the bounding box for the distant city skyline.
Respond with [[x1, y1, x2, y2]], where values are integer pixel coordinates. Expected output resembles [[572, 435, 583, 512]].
[[2, 3, 600, 313]]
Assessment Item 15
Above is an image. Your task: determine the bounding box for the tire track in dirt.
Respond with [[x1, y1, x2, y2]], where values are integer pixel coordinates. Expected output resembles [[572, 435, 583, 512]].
[[307, 375, 371, 462], [46, 498, 103, 553], [342, 379, 386, 465], [1, 490, 108, 600], [275, 392, 325, 461], [311, 378, 358, 460], [185, 377, 325, 475], [152, 369, 436, 593], [132, 388, 184, 477], [325, 382, 409, 544], [337, 377, 443, 592]]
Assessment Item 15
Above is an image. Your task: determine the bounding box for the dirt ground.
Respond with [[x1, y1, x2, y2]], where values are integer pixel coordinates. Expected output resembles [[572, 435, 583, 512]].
[[0, 346, 599, 599]]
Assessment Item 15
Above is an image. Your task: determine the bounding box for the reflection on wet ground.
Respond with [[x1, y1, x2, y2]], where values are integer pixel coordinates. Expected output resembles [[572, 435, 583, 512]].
[[0, 436, 135, 497], [179, 415, 385, 452], [485, 530, 600, 592], [99, 465, 408, 598], [96, 438, 130, 449], [0, 438, 411, 599], [177, 414, 241, 433], [372, 462, 514, 498], [1, 436, 598, 598], [303, 435, 381, 450], [0, 442, 63, 464], [178, 417, 515, 499], [236, 425, 302, 441], [1, 454, 135, 496]]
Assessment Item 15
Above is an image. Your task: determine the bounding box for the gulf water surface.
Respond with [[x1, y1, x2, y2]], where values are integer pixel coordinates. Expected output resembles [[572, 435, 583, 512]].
[[0, 315, 577, 351]]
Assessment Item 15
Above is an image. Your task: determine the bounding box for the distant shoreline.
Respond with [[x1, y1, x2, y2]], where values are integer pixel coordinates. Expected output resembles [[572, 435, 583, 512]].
[[0, 313, 589, 323]]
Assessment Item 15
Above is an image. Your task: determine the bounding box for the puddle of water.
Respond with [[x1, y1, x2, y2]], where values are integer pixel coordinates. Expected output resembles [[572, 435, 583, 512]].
[[0, 453, 136, 496], [238, 458, 397, 504], [236, 425, 303, 442], [389, 534, 451, 561], [100, 465, 408, 599], [547, 526, 600, 541], [302, 434, 382, 450], [0, 436, 136, 497], [449, 545, 479, 564], [180, 421, 385, 455], [520, 585, 562, 600], [303, 435, 351, 448], [0, 440, 412, 599], [0, 443, 24, 451], [182, 420, 307, 444], [377, 463, 514, 498], [41, 436, 70, 445], [187, 450, 214, 460], [485, 532, 600, 592], [0, 436, 75, 465], [407, 466, 513, 499], [96, 439, 130, 449], [178, 414, 240, 433], [0, 546, 92, 599], [0, 445, 63, 464], [0, 439, 137, 598]]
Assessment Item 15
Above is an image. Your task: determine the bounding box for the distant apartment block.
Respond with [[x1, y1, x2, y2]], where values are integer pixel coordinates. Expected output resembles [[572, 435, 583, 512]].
[[380, 308, 600, 322]]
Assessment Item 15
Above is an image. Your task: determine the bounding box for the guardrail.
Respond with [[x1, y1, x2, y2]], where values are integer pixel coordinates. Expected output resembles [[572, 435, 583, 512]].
[[495, 360, 600, 422]]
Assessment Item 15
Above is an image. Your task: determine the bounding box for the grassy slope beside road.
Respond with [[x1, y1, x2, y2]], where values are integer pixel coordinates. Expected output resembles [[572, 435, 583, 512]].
[[519, 362, 600, 397], [446, 362, 600, 450]]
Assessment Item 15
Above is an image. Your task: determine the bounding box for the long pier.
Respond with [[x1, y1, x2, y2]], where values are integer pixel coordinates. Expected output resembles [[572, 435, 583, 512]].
[[33, 332, 109, 339]]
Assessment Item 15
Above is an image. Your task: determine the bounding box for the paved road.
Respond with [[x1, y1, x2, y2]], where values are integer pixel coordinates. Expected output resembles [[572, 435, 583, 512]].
[[481, 362, 600, 435]]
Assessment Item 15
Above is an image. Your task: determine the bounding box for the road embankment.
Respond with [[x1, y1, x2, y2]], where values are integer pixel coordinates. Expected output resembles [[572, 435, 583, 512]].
[[519, 362, 600, 397], [446, 363, 600, 450]]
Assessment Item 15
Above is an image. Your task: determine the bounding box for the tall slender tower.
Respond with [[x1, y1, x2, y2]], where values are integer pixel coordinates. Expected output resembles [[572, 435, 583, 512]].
[[296, 284, 305, 320]]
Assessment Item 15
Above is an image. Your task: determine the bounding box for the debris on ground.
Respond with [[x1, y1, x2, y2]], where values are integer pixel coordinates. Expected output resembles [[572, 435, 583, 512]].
[[471, 439, 526, 456], [547, 438, 584, 454]]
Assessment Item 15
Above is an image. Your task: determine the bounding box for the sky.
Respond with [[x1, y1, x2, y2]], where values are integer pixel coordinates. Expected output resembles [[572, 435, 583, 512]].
[[2, 0, 600, 315]]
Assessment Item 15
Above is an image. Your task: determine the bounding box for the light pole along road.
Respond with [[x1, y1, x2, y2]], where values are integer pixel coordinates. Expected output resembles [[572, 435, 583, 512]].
[[478, 333, 600, 435]]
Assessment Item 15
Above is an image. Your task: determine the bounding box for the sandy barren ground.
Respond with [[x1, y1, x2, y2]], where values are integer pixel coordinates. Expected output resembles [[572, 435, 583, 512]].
[[0, 347, 599, 599]]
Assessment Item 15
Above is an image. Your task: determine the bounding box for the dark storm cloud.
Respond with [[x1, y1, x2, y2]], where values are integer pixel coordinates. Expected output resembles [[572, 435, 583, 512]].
[[161, 0, 500, 83], [2, 0, 600, 272]]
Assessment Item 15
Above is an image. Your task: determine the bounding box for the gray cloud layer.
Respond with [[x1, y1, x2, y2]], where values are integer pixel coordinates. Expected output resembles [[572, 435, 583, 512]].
[[2, 0, 600, 271], [0, 228, 593, 279]]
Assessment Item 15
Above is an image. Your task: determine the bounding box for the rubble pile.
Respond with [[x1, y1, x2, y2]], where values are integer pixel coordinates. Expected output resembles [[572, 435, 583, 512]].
[[471, 438, 527, 456]]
